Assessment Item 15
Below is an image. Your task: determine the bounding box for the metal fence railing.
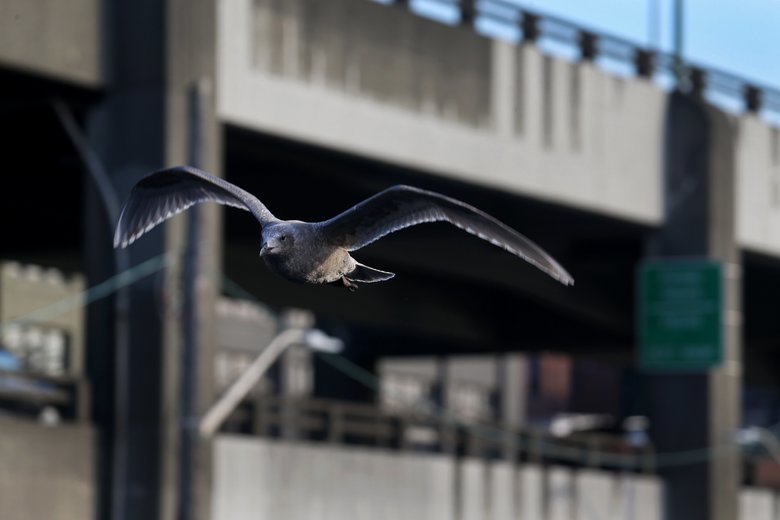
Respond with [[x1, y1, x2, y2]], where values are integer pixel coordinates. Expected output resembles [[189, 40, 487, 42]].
[[385, 0, 780, 117], [222, 395, 658, 474]]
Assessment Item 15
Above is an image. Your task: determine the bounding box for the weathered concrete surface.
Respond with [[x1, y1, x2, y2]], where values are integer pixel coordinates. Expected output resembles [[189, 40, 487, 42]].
[[0, 418, 95, 520], [218, 0, 664, 224], [575, 470, 614, 520], [0, 0, 102, 86], [212, 436, 456, 520], [460, 458, 487, 520], [738, 488, 775, 520], [518, 464, 544, 519], [211, 435, 675, 519], [614, 474, 664, 520], [736, 116, 780, 257], [547, 465, 575, 520], [219, 0, 780, 258], [488, 462, 515, 520]]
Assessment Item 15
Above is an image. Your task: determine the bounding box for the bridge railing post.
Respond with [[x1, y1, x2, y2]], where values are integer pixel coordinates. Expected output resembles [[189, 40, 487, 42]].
[[579, 31, 598, 62], [690, 67, 707, 98], [745, 85, 762, 113], [459, 0, 477, 27], [635, 49, 656, 78], [520, 12, 540, 43]]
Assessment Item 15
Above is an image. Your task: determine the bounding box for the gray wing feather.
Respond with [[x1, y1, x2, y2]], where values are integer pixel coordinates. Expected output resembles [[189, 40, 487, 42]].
[[114, 166, 277, 248], [317, 185, 573, 285]]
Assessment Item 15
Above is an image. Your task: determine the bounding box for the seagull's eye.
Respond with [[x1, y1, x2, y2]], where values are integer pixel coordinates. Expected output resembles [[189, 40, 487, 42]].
[[280, 236, 286, 242]]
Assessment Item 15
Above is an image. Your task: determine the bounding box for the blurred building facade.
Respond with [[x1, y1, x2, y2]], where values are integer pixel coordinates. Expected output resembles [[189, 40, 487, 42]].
[[1, 0, 780, 519]]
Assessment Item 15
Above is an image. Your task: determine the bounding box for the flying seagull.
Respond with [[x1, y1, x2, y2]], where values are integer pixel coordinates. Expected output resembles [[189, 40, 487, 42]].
[[114, 166, 573, 290]]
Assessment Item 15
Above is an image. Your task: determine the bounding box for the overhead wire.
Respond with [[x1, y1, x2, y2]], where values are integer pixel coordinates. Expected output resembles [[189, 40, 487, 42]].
[[0, 253, 172, 334]]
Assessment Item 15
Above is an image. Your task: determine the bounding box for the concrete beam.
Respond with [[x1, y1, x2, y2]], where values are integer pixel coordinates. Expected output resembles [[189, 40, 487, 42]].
[[0, 0, 102, 87], [218, 0, 664, 225]]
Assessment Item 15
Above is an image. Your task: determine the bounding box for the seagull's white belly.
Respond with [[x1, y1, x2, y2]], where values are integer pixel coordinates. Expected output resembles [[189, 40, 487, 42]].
[[263, 247, 354, 285]]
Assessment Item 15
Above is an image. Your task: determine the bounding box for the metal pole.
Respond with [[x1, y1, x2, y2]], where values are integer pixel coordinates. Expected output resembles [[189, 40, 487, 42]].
[[178, 81, 206, 520], [199, 328, 307, 437], [673, 0, 685, 88], [647, 0, 660, 50]]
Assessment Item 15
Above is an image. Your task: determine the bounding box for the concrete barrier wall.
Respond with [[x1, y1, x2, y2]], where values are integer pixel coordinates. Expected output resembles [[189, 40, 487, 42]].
[[739, 488, 775, 520], [213, 436, 456, 520], [213, 436, 669, 520], [613, 474, 664, 520], [218, 0, 664, 224], [518, 464, 545, 519], [736, 116, 780, 257], [460, 458, 487, 520], [575, 470, 614, 520], [489, 462, 516, 520], [547, 465, 575, 520], [0, 418, 95, 520]]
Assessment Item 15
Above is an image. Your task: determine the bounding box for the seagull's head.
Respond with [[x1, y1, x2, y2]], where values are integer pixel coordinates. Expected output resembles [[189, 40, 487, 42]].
[[260, 225, 295, 257]]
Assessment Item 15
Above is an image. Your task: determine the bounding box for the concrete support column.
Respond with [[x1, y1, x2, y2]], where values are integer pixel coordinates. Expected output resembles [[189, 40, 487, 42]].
[[85, 1, 220, 519], [168, 2, 221, 520], [646, 92, 741, 520]]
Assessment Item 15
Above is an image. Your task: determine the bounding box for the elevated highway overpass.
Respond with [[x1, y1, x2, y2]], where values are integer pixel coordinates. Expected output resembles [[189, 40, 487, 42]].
[[1, 1, 780, 519], [219, 0, 780, 257]]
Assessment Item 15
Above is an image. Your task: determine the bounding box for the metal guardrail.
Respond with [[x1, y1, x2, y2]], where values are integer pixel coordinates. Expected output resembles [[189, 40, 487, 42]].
[[225, 395, 657, 473], [387, 0, 780, 115]]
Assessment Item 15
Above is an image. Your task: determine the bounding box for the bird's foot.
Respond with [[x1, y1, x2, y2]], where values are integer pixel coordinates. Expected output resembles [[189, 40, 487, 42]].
[[342, 277, 359, 292]]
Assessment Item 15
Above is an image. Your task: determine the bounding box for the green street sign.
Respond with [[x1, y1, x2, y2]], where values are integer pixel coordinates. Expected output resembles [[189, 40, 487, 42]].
[[638, 259, 724, 371]]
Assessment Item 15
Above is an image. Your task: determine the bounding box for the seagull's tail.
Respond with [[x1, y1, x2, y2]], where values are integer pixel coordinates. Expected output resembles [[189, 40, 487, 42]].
[[348, 262, 395, 283]]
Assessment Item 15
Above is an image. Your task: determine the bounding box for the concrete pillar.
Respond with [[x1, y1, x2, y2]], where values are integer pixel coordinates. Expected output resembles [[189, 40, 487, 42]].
[[85, 1, 220, 519], [645, 91, 741, 520], [168, 2, 221, 520]]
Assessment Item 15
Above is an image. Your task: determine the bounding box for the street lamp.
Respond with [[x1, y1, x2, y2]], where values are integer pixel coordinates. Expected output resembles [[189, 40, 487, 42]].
[[735, 426, 780, 465], [198, 327, 343, 438], [549, 413, 613, 438]]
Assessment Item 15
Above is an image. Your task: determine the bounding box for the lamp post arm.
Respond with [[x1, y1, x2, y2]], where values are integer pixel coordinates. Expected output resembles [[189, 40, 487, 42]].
[[199, 328, 306, 438]]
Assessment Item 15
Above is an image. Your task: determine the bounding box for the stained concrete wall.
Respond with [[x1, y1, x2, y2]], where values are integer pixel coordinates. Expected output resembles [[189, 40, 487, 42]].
[[460, 458, 488, 520], [518, 464, 545, 519], [0, 0, 102, 86], [213, 435, 666, 520], [488, 462, 516, 520], [738, 488, 775, 520], [213, 436, 456, 520], [218, 0, 664, 224], [0, 418, 95, 520]]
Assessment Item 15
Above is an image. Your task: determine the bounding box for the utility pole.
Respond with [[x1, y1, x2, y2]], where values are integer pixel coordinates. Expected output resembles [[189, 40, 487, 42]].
[[647, 0, 660, 50], [673, 0, 685, 88], [178, 81, 205, 520]]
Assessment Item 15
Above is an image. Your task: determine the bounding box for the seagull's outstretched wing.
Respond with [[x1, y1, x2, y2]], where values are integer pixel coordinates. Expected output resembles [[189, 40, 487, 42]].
[[317, 185, 573, 285], [114, 166, 277, 248]]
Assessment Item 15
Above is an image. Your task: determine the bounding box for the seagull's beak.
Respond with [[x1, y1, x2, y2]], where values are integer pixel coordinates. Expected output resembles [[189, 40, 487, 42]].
[[259, 244, 274, 257]]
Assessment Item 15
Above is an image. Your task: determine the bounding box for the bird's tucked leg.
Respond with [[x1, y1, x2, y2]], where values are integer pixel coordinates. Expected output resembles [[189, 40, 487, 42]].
[[340, 277, 359, 292]]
